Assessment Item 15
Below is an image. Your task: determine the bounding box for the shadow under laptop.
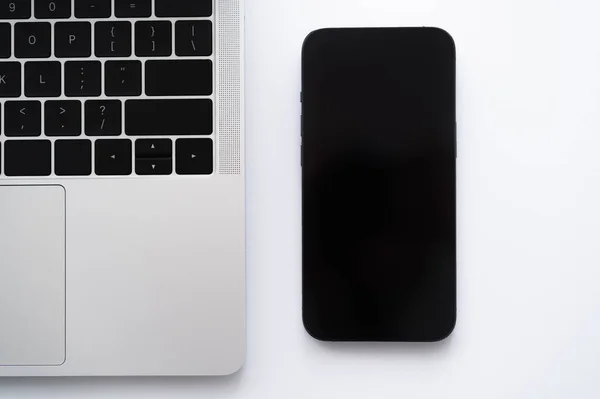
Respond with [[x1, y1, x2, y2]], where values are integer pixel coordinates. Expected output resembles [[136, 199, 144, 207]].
[[0, 367, 245, 395]]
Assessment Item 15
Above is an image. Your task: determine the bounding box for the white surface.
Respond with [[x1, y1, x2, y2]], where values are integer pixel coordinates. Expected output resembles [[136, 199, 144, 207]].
[[1, 0, 600, 395], [0, 186, 65, 366]]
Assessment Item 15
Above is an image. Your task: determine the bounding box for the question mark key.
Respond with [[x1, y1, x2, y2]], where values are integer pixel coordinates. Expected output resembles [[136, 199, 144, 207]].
[[84, 100, 122, 136]]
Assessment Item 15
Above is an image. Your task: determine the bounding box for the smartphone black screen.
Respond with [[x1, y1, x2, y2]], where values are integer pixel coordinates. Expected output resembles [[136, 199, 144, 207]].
[[302, 28, 456, 342]]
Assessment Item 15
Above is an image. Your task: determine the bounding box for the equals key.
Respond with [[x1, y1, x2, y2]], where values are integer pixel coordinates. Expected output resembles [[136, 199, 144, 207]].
[[115, 0, 151, 17]]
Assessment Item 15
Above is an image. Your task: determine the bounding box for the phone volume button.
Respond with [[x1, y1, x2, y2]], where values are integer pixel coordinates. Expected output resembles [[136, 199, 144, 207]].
[[455, 122, 457, 158]]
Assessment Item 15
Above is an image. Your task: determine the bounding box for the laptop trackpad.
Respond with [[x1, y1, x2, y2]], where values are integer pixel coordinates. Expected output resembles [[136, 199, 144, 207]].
[[0, 186, 65, 366]]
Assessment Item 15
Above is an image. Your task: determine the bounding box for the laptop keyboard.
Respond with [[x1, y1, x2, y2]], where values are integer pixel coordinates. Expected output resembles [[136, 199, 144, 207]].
[[0, 0, 214, 177]]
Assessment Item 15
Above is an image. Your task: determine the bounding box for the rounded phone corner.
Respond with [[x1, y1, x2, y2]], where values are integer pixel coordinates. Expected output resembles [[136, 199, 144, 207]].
[[302, 314, 332, 342], [428, 315, 457, 343], [425, 27, 456, 59], [302, 28, 335, 58]]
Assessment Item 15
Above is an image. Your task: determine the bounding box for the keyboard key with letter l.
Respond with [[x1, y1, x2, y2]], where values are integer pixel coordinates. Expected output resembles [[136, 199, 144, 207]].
[[55, 22, 92, 58], [75, 0, 110, 18], [126, 99, 213, 136], [45, 100, 81, 136], [4, 140, 51, 177], [35, 0, 71, 19], [155, 0, 212, 17], [25, 61, 61, 97], [175, 21, 212, 57], [0, 0, 31, 19], [4, 101, 42, 137], [85, 100, 121, 136], [65, 61, 101, 97], [176, 139, 213, 175], [55, 140, 91, 176], [145, 60, 212, 96], [15, 22, 51, 58], [0, 62, 22, 97], [95, 139, 132, 176]]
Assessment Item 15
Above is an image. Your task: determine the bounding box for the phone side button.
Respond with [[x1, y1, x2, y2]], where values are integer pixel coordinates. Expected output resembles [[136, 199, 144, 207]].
[[454, 122, 457, 159], [300, 142, 303, 167]]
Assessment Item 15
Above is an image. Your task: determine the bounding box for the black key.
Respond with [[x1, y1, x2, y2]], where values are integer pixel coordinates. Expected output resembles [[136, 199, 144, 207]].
[[175, 21, 212, 57], [55, 140, 91, 176], [126, 99, 213, 135], [0, 62, 21, 97], [135, 138, 172, 175], [85, 100, 121, 136], [95, 22, 131, 57], [105, 61, 141, 96], [139, 159, 172, 174], [4, 140, 51, 177], [0, 0, 31, 19], [5, 101, 41, 137], [115, 0, 150, 17], [155, 0, 211, 17], [146, 60, 212, 96], [55, 22, 91, 58], [65, 61, 101, 97], [136, 159, 172, 175], [176, 139, 213, 175], [45, 100, 81, 137], [35, 0, 71, 18], [25, 62, 61, 97], [95, 139, 132, 176], [15, 23, 51, 59], [75, 0, 110, 18], [136, 139, 172, 158], [0, 23, 10, 58], [135, 21, 172, 57]]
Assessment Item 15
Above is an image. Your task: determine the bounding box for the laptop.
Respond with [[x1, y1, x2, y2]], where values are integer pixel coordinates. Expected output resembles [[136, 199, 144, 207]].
[[0, 0, 245, 376]]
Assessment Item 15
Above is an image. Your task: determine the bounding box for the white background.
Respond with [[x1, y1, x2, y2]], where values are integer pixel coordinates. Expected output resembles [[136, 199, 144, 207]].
[[3, 0, 600, 397]]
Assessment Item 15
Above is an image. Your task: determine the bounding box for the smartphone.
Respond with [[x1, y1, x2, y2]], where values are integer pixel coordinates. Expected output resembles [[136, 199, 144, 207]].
[[301, 28, 456, 342]]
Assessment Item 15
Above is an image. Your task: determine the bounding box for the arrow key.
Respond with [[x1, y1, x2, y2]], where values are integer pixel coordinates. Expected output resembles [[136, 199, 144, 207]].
[[95, 139, 132, 176], [136, 159, 172, 175], [135, 139, 172, 159], [176, 138, 213, 175], [45, 100, 81, 136]]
